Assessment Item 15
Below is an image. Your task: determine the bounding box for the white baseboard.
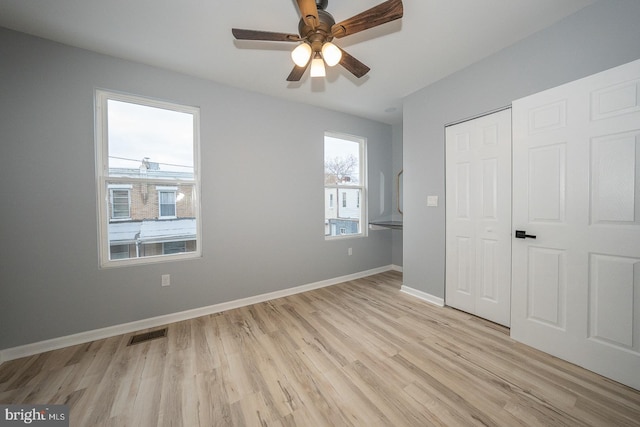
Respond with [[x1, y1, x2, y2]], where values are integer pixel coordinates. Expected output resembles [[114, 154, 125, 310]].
[[0, 265, 395, 364], [390, 264, 403, 272], [400, 285, 445, 307]]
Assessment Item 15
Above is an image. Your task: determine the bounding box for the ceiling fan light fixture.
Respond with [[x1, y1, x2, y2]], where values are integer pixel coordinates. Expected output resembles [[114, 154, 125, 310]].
[[321, 42, 342, 67], [232, 0, 404, 81], [310, 54, 326, 77], [291, 42, 312, 67]]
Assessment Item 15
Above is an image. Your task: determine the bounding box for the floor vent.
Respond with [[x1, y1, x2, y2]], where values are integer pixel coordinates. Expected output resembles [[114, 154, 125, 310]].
[[127, 328, 168, 346]]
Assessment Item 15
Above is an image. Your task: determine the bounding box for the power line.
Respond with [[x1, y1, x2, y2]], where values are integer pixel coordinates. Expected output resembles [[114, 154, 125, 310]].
[[108, 155, 193, 169]]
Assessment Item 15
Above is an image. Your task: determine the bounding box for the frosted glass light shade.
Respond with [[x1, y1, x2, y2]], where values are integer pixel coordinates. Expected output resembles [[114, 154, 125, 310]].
[[321, 42, 342, 67], [291, 43, 312, 67], [310, 57, 326, 77]]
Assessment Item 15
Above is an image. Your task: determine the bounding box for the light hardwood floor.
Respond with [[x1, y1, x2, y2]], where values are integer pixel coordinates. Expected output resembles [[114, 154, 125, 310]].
[[1, 271, 639, 426]]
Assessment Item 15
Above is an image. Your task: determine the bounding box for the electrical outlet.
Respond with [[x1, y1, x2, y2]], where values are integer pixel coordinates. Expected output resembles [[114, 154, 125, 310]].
[[348, 248, 353, 256], [161, 274, 171, 287]]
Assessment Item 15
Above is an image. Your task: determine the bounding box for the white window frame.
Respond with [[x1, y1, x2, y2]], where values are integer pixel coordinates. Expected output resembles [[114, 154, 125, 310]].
[[95, 89, 201, 267], [324, 131, 367, 240]]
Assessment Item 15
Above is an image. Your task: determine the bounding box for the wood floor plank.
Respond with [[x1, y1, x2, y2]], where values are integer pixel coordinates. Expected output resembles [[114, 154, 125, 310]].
[[131, 374, 162, 427], [340, 358, 433, 426], [1, 271, 639, 426], [320, 365, 394, 426]]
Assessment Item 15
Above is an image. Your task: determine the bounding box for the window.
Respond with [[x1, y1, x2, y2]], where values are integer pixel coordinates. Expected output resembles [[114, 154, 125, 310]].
[[163, 241, 186, 254], [157, 187, 177, 218], [109, 185, 131, 220], [110, 244, 130, 260], [95, 90, 201, 267], [324, 132, 366, 238]]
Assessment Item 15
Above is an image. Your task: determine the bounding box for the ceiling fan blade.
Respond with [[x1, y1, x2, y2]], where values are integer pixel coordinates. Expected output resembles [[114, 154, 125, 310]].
[[286, 61, 310, 82], [232, 28, 300, 42], [338, 48, 370, 78], [296, 0, 320, 29], [331, 0, 403, 38]]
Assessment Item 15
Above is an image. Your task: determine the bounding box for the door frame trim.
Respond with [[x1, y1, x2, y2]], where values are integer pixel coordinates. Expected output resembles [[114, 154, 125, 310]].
[[445, 105, 512, 128]]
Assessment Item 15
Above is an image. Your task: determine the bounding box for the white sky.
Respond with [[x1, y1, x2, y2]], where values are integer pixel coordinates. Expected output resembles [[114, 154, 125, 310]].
[[324, 135, 361, 182], [107, 100, 194, 172], [324, 135, 359, 160]]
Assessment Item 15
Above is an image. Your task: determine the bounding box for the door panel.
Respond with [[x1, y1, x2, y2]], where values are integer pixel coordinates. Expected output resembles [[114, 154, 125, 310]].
[[456, 236, 472, 295], [446, 109, 512, 326], [528, 143, 566, 223], [479, 238, 498, 300], [591, 132, 639, 224], [455, 162, 471, 219], [589, 254, 638, 348], [527, 246, 566, 328], [512, 58, 640, 390], [481, 158, 498, 218]]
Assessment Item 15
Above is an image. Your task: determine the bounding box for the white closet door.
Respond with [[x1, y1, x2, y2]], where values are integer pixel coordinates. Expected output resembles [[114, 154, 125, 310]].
[[512, 59, 640, 390], [446, 109, 512, 327]]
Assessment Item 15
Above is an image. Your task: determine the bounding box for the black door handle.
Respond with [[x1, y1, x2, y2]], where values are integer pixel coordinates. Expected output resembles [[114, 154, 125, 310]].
[[515, 230, 536, 239]]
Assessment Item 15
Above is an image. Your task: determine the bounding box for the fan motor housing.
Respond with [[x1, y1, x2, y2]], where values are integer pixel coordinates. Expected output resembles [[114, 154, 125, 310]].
[[298, 9, 335, 48]]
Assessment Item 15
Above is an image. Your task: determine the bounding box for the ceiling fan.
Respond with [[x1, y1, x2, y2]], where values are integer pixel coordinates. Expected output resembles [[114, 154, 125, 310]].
[[232, 0, 403, 81]]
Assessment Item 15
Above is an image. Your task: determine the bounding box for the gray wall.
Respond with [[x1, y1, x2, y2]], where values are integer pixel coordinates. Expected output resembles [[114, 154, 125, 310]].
[[403, 0, 640, 298], [0, 28, 393, 350]]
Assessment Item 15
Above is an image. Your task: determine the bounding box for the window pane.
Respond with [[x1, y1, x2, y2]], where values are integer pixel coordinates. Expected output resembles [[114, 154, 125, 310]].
[[160, 205, 176, 218], [107, 100, 194, 180], [159, 191, 175, 204], [327, 220, 360, 236], [324, 136, 360, 185], [105, 180, 197, 261], [325, 188, 362, 236]]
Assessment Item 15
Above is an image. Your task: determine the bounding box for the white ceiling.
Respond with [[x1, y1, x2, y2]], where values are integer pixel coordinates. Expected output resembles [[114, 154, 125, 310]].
[[0, 0, 595, 124]]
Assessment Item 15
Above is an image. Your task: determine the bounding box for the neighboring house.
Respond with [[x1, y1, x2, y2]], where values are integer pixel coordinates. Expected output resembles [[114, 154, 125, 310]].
[[324, 187, 361, 236], [107, 165, 196, 259], [324, 165, 362, 237]]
